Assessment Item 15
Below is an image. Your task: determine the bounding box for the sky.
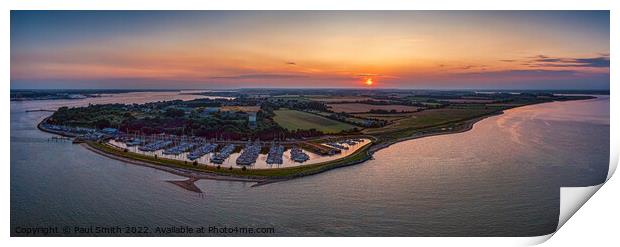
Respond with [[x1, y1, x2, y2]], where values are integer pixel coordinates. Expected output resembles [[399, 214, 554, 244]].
[[11, 11, 610, 90]]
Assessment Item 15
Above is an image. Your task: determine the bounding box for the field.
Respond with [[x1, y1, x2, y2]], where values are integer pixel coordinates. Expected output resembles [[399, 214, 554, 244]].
[[306, 96, 373, 102], [440, 99, 496, 103], [328, 103, 421, 113], [273, 109, 356, 133], [353, 113, 415, 122], [364, 105, 505, 136], [220, 106, 261, 112]]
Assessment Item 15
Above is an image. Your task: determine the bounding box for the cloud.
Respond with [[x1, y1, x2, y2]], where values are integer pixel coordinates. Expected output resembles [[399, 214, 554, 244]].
[[572, 57, 610, 67], [437, 64, 487, 71], [461, 69, 579, 77], [459, 65, 486, 70], [357, 73, 382, 77], [208, 73, 308, 80], [285, 61, 297, 66], [355, 73, 399, 79], [442, 68, 609, 90], [526, 54, 610, 68]]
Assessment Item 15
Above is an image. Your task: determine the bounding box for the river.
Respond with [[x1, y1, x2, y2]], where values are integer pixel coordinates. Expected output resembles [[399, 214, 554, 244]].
[[10, 92, 609, 236]]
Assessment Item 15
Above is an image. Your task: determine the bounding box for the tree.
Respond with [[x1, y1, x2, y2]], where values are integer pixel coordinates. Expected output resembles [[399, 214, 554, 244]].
[[164, 108, 185, 118], [95, 119, 111, 129]]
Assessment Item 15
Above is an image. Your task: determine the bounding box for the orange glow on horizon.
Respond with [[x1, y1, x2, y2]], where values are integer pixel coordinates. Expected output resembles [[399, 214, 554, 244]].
[[9, 11, 609, 89]]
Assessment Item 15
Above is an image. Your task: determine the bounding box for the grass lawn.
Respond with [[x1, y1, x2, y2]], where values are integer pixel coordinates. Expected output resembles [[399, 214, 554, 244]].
[[273, 109, 356, 133]]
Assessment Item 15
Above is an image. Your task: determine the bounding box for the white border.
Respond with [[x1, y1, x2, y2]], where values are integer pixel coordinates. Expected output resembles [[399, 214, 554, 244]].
[[3, 1, 617, 246]]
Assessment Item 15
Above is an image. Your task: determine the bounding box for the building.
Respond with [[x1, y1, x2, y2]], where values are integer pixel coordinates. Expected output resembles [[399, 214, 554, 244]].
[[199, 107, 220, 117], [248, 112, 257, 128]]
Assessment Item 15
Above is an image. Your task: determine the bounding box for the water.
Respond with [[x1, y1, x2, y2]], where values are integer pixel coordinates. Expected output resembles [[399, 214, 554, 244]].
[[10, 93, 609, 236], [10, 91, 216, 112]]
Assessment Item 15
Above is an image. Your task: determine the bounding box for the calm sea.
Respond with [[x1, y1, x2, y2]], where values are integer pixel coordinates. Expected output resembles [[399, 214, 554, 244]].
[[10, 93, 609, 236]]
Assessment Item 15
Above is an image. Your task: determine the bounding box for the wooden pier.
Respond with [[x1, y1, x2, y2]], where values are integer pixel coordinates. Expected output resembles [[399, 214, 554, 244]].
[[48, 136, 71, 142], [25, 109, 55, 113]]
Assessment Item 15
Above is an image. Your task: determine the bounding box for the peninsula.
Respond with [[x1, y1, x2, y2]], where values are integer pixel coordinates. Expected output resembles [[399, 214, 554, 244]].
[[37, 89, 595, 182]]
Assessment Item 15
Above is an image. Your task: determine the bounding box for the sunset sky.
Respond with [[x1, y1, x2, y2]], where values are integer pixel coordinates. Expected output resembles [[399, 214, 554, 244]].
[[11, 11, 609, 90]]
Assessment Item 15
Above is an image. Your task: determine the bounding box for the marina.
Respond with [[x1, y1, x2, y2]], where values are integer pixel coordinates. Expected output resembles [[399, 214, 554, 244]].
[[107, 137, 372, 169]]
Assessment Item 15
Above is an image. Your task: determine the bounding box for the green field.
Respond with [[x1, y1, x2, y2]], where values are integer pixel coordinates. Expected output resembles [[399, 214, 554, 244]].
[[273, 109, 356, 133], [364, 105, 505, 136], [353, 112, 415, 121]]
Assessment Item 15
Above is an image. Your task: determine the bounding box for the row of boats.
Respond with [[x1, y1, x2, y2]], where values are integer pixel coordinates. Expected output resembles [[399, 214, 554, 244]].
[[290, 147, 310, 163], [187, 143, 218, 160], [138, 140, 172, 152], [114, 138, 367, 166], [162, 142, 195, 155], [211, 144, 236, 164], [324, 142, 348, 150], [266, 145, 285, 164], [323, 138, 364, 151], [236, 143, 262, 166]]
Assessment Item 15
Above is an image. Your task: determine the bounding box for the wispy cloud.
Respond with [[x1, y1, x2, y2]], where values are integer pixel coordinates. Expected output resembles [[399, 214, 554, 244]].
[[459, 65, 487, 70], [460, 69, 580, 77], [357, 73, 382, 77], [209, 73, 308, 80], [525, 54, 610, 68], [439, 64, 487, 71]]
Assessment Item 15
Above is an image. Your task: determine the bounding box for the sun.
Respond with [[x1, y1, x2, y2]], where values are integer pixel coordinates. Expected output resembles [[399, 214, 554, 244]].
[[365, 78, 373, 86]]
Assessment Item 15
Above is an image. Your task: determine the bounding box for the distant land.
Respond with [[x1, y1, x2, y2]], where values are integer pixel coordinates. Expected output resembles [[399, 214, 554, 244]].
[[10, 89, 180, 101], [11, 88, 610, 101]]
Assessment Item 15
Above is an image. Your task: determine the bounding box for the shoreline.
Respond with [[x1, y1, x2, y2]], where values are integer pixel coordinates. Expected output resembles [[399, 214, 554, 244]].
[[37, 117, 79, 138], [82, 140, 373, 187], [35, 97, 594, 187], [38, 112, 495, 187], [367, 111, 502, 155], [82, 142, 271, 184]]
